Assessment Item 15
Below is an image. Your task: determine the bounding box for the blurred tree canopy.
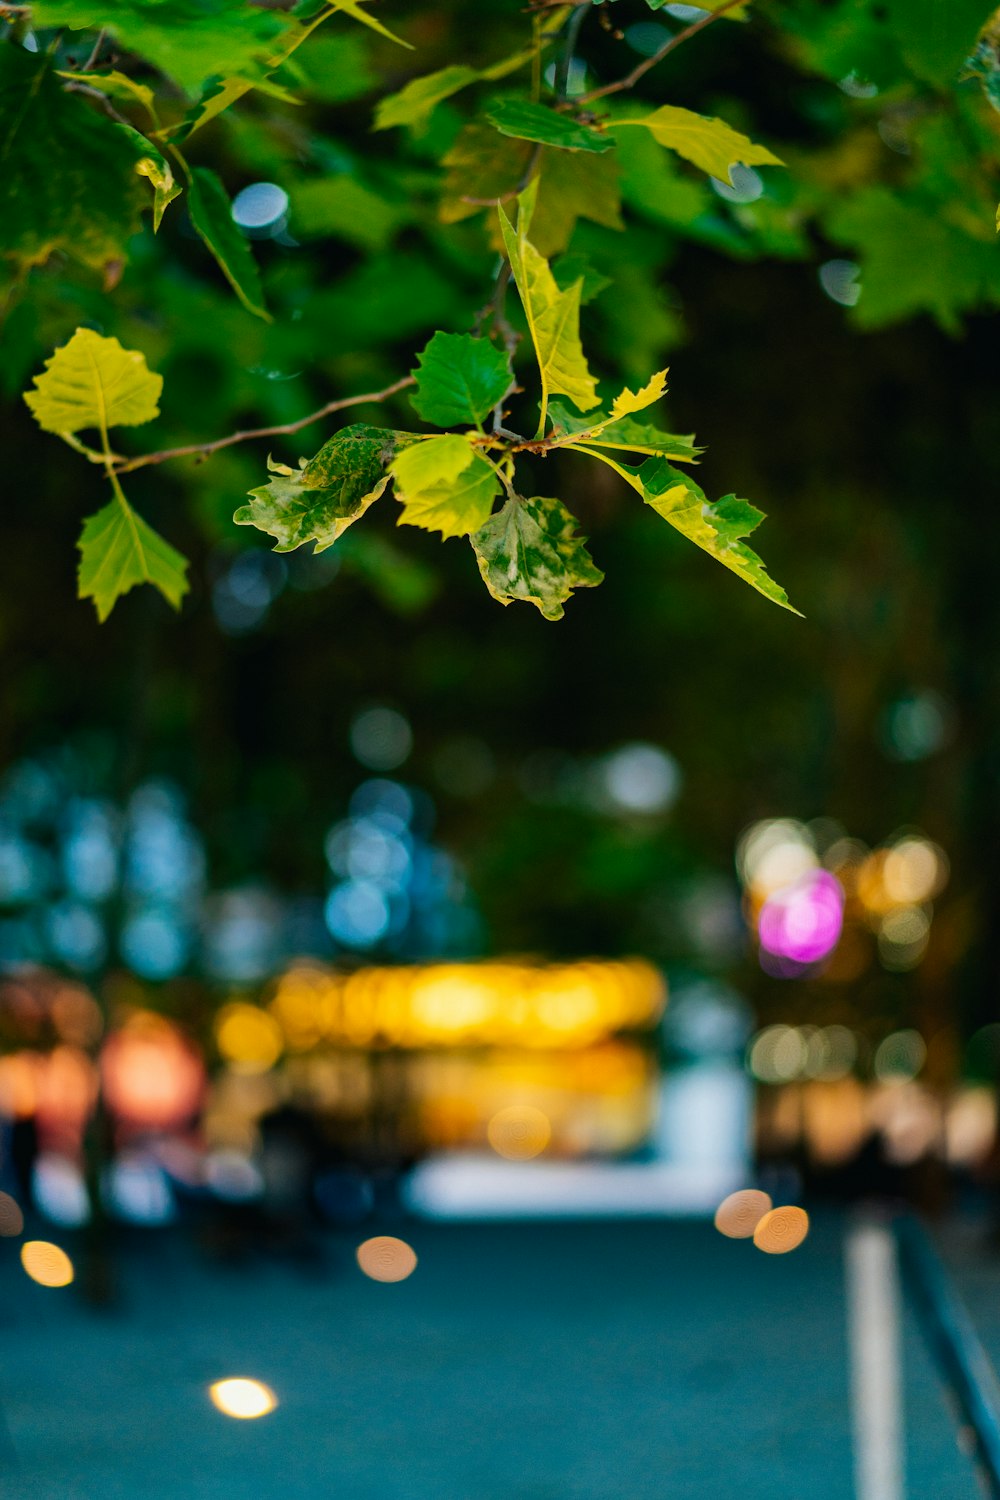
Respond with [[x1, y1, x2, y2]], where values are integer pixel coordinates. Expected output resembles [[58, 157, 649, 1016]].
[[2, 0, 1000, 1035]]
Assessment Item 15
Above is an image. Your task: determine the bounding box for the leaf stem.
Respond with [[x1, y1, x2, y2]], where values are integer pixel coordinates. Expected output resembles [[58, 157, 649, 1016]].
[[556, 4, 588, 103], [113, 375, 416, 474], [82, 26, 106, 72], [574, 0, 747, 106]]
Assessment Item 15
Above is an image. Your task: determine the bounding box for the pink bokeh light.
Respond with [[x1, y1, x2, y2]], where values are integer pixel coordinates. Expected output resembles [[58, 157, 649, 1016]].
[[758, 869, 844, 967]]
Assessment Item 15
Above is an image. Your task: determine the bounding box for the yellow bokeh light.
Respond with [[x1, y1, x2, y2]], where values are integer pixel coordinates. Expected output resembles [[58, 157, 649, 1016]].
[[487, 1104, 552, 1160], [215, 1004, 283, 1074], [882, 838, 947, 905], [266, 959, 665, 1051], [714, 1188, 772, 1239], [209, 1378, 277, 1420], [21, 1240, 74, 1287], [356, 1235, 418, 1283], [753, 1206, 810, 1255]]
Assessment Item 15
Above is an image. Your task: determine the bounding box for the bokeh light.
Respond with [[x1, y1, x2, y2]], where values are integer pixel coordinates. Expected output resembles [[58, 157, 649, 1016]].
[[101, 1014, 205, 1130], [714, 1188, 772, 1239], [737, 818, 818, 896], [215, 1003, 283, 1074], [819, 259, 862, 306], [21, 1240, 74, 1287], [356, 1235, 418, 1283], [231, 182, 289, 233], [873, 1029, 926, 1082], [0, 1191, 24, 1237], [209, 1378, 278, 1419], [349, 707, 413, 771], [487, 1104, 552, 1160], [598, 743, 681, 816], [753, 1206, 810, 1255], [758, 869, 844, 966]]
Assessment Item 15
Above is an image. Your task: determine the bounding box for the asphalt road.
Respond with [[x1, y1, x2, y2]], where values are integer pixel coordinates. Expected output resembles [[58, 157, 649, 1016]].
[[0, 1216, 983, 1499]]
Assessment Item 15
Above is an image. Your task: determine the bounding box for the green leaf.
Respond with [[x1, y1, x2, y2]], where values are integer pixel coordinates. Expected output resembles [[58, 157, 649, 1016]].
[[24, 328, 162, 435], [549, 402, 701, 461], [375, 64, 481, 129], [287, 31, 376, 103], [643, 0, 752, 14], [886, 0, 992, 84], [187, 167, 270, 321], [396, 451, 500, 538], [170, 0, 363, 139], [440, 123, 533, 226], [375, 46, 541, 130], [310, 0, 411, 47], [486, 99, 613, 154], [531, 146, 623, 256], [575, 451, 797, 612], [410, 332, 512, 427], [235, 423, 403, 551], [115, 125, 181, 231], [78, 496, 189, 621], [440, 128, 621, 256], [471, 494, 603, 620], [615, 105, 782, 184], [542, 369, 669, 438], [31, 0, 290, 95], [0, 47, 144, 274], [824, 187, 1000, 331], [290, 175, 405, 252], [499, 182, 599, 428], [552, 253, 612, 304], [57, 68, 158, 118]]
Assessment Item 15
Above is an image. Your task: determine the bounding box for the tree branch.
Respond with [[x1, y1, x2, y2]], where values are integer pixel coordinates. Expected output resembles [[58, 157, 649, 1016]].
[[574, 0, 748, 106], [112, 376, 416, 474]]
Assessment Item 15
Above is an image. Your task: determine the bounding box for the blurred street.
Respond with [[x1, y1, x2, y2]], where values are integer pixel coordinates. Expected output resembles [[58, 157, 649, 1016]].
[[0, 1215, 984, 1500]]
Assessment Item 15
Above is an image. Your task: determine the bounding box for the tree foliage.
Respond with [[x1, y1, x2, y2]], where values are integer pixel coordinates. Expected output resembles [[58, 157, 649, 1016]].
[[3, 0, 1000, 621]]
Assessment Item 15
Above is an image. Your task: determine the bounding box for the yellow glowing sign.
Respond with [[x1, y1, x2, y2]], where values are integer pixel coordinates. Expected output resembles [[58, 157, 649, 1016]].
[[209, 1379, 278, 1419], [21, 1240, 74, 1287], [268, 959, 666, 1050]]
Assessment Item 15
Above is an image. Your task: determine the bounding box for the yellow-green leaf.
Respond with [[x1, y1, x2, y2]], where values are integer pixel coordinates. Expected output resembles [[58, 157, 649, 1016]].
[[24, 328, 162, 435], [135, 151, 181, 231], [615, 105, 782, 185], [329, 0, 411, 46], [471, 493, 602, 620], [375, 64, 481, 130], [570, 449, 797, 613], [78, 496, 189, 621], [390, 433, 475, 496], [57, 68, 158, 118], [609, 370, 669, 421], [235, 424, 403, 551], [113, 124, 181, 230], [397, 451, 500, 538], [498, 182, 599, 431], [375, 40, 544, 131]]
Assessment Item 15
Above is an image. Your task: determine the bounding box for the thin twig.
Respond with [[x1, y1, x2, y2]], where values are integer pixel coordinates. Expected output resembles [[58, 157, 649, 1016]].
[[574, 0, 748, 105], [82, 25, 106, 72], [112, 376, 416, 474], [62, 81, 133, 127]]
